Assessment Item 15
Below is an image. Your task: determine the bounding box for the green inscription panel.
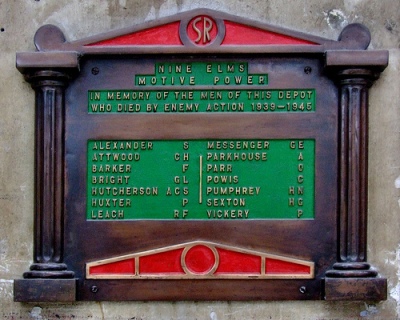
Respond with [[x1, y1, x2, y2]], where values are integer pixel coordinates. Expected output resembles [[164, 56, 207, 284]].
[[88, 61, 315, 113], [87, 139, 314, 220]]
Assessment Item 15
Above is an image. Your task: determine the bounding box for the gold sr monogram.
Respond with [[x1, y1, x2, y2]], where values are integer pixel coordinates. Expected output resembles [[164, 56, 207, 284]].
[[191, 16, 214, 44]]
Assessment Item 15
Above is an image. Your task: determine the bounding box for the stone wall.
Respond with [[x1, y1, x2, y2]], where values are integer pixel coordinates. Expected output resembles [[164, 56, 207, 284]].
[[1, 0, 399, 318]]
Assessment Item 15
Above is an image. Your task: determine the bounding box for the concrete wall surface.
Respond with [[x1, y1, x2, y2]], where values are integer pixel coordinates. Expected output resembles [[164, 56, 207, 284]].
[[1, 0, 400, 319]]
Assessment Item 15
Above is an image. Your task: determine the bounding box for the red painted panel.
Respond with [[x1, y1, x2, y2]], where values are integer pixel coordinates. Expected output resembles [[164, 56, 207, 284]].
[[215, 248, 261, 274], [89, 259, 135, 275], [222, 21, 316, 45], [266, 258, 310, 274], [184, 245, 216, 273], [139, 249, 185, 274], [87, 22, 182, 46]]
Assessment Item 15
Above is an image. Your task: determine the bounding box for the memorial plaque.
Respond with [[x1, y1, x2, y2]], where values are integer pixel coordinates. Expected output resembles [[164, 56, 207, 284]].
[[14, 9, 388, 301]]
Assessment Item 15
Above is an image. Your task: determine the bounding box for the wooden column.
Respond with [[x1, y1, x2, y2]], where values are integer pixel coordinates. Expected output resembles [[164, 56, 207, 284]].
[[14, 69, 77, 302], [14, 25, 79, 303], [327, 68, 378, 276], [324, 55, 388, 300], [22, 70, 74, 279]]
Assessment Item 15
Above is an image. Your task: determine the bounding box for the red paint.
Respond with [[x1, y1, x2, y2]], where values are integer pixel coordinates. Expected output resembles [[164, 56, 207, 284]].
[[187, 15, 218, 46], [88, 245, 311, 277], [86, 18, 316, 47], [222, 21, 316, 45], [215, 248, 261, 274], [266, 258, 310, 274], [184, 245, 216, 274], [89, 259, 135, 275], [139, 248, 185, 274], [87, 22, 182, 46]]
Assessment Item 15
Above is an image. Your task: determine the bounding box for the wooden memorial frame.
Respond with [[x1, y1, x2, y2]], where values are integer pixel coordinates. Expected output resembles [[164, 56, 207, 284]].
[[14, 9, 388, 302]]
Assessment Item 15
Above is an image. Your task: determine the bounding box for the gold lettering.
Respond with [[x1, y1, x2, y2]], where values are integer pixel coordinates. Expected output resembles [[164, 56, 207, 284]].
[[297, 209, 303, 218], [91, 210, 124, 219], [192, 17, 202, 43], [207, 209, 249, 219]]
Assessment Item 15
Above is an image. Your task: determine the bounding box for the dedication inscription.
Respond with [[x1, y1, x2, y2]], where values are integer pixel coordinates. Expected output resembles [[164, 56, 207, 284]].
[[88, 62, 315, 113]]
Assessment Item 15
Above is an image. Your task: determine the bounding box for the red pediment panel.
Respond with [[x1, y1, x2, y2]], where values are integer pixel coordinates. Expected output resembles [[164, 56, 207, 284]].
[[83, 9, 323, 48], [29, 9, 372, 55]]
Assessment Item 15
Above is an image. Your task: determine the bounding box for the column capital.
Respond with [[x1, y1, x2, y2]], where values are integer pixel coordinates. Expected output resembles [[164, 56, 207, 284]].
[[335, 68, 379, 86], [24, 69, 72, 86], [325, 50, 388, 73]]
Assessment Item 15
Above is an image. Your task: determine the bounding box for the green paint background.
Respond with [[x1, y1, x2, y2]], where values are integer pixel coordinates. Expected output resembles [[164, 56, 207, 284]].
[[87, 139, 314, 220]]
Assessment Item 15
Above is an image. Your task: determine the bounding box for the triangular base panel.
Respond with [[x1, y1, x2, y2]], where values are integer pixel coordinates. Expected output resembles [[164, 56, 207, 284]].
[[86, 241, 314, 279]]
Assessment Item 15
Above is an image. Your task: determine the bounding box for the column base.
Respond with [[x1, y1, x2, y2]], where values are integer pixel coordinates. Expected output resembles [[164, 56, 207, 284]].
[[14, 278, 77, 302], [325, 262, 377, 278], [23, 263, 75, 279], [324, 262, 386, 301], [324, 277, 387, 301]]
